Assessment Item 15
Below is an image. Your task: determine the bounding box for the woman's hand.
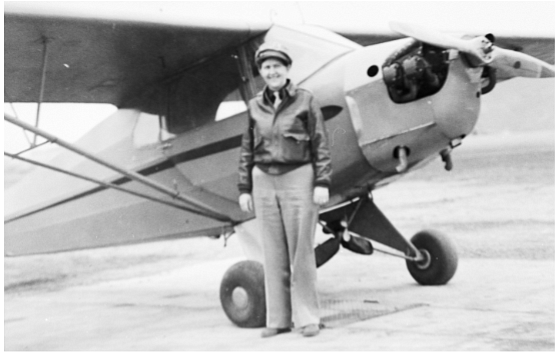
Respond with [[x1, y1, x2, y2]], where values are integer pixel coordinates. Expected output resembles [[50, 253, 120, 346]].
[[239, 193, 254, 213], [313, 186, 329, 206]]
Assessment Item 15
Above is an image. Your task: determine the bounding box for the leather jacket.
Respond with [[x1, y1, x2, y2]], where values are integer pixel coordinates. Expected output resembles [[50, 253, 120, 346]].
[[238, 81, 332, 194]]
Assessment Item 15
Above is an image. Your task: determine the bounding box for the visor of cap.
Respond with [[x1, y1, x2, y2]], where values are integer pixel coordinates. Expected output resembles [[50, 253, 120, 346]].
[[256, 50, 292, 66]]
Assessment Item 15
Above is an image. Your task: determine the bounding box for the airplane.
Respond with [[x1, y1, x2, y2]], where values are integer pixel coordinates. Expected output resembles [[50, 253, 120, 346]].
[[4, 2, 554, 328]]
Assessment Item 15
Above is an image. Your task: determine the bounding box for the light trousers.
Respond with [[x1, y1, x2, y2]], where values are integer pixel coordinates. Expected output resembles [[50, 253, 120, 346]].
[[252, 164, 320, 328]]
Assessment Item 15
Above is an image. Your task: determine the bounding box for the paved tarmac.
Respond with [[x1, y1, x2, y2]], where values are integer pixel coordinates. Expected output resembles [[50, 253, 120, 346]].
[[4, 250, 554, 350], [4, 131, 555, 350]]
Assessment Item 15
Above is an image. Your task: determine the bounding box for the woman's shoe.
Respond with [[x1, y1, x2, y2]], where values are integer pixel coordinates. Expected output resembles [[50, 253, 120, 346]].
[[261, 327, 291, 338], [302, 324, 320, 337]]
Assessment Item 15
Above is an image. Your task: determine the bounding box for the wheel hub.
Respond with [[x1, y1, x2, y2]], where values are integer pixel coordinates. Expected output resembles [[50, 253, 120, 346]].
[[231, 287, 249, 309], [415, 249, 432, 270]]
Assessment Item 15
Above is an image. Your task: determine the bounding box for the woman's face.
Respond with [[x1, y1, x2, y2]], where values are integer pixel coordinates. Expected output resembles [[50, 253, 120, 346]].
[[259, 58, 290, 91]]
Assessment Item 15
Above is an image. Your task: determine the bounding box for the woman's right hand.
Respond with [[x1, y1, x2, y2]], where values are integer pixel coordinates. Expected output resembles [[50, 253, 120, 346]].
[[239, 193, 253, 213]]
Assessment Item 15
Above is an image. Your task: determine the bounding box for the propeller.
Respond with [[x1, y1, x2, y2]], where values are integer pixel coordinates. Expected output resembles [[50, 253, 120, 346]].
[[390, 21, 554, 79], [489, 47, 555, 79]]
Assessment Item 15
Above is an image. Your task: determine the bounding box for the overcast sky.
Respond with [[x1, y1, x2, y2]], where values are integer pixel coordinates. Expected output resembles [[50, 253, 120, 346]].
[[215, 1, 555, 35]]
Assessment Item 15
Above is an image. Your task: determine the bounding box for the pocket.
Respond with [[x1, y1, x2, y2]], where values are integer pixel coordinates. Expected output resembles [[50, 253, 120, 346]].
[[282, 132, 310, 161], [253, 130, 264, 151]]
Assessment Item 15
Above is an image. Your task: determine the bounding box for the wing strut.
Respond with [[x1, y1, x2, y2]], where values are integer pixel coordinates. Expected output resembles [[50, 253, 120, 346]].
[[4, 113, 232, 223], [4, 151, 226, 221], [34, 36, 50, 146]]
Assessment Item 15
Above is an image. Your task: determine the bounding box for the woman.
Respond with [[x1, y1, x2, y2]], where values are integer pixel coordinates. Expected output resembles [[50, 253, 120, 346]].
[[237, 42, 332, 338]]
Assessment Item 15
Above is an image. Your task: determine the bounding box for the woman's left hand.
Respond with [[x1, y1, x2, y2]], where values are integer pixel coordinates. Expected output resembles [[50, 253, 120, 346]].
[[313, 186, 329, 206]]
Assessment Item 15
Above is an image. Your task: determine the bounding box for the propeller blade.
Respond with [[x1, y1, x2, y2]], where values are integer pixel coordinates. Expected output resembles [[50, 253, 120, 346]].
[[490, 47, 555, 79], [389, 21, 555, 79], [389, 21, 467, 51], [389, 21, 494, 65]]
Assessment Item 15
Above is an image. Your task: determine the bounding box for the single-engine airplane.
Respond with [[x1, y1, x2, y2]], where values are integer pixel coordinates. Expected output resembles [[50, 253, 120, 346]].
[[4, 2, 554, 328]]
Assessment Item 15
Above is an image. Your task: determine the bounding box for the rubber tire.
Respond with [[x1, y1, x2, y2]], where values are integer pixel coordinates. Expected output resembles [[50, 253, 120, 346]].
[[219, 260, 266, 328], [406, 230, 458, 285]]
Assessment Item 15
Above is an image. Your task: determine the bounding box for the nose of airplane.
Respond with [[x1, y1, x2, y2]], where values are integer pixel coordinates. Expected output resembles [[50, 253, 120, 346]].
[[428, 57, 481, 141], [342, 41, 481, 173]]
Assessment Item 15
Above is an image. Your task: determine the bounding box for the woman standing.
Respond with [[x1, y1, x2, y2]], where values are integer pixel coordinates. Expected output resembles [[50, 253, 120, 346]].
[[237, 42, 332, 338]]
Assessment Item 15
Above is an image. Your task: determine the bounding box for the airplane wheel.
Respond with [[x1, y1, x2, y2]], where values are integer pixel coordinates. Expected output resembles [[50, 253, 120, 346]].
[[406, 230, 458, 285], [219, 260, 266, 328]]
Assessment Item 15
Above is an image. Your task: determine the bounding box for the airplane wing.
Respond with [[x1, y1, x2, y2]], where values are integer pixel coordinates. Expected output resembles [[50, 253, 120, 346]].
[[6, 2, 553, 108], [4, 2, 269, 106], [5, 2, 413, 107]]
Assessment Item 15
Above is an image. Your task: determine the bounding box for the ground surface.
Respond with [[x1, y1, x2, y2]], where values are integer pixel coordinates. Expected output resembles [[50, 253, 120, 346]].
[[4, 130, 555, 350]]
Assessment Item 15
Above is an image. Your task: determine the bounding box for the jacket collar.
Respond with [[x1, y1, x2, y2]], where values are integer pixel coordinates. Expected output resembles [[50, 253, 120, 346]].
[[261, 79, 297, 105]]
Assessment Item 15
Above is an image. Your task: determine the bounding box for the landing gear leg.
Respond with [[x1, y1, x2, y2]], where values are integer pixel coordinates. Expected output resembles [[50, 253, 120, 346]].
[[323, 195, 458, 285]]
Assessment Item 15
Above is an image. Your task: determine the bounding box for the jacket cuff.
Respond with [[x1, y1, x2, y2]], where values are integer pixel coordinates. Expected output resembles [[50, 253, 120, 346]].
[[238, 186, 252, 194], [314, 180, 330, 188]]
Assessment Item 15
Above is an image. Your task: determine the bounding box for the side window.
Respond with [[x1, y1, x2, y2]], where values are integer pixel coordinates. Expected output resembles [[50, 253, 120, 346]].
[[152, 36, 265, 132], [163, 51, 243, 133], [215, 41, 266, 121], [215, 89, 247, 121]]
